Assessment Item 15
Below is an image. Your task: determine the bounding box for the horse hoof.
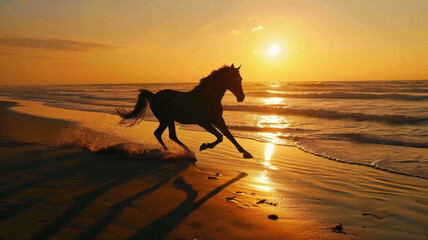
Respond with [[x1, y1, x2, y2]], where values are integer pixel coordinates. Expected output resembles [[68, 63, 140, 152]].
[[199, 143, 208, 151], [161, 146, 169, 152], [185, 149, 195, 157], [243, 152, 253, 159]]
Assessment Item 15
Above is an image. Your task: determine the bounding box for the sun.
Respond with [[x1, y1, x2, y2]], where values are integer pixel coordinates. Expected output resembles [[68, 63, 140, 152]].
[[267, 45, 280, 57], [253, 44, 283, 58]]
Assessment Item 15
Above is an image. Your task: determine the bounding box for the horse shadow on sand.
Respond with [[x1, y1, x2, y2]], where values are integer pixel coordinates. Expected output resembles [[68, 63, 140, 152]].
[[0, 145, 246, 240]]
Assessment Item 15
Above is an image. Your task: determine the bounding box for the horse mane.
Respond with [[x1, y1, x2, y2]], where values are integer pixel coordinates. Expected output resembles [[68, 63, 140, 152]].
[[197, 65, 230, 88]]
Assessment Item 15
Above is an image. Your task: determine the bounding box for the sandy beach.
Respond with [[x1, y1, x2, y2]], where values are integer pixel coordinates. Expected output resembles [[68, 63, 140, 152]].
[[2, 1, 428, 239], [0, 99, 427, 240]]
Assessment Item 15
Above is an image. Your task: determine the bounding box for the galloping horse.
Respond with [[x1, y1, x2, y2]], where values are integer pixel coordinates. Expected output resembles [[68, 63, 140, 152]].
[[115, 64, 253, 159]]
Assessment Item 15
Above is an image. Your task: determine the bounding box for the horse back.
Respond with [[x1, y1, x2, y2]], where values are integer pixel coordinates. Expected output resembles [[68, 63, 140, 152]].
[[150, 89, 219, 124]]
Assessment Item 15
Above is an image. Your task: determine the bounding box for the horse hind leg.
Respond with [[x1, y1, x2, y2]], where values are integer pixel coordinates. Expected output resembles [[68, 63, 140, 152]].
[[199, 123, 223, 151], [154, 122, 168, 150], [168, 122, 190, 151]]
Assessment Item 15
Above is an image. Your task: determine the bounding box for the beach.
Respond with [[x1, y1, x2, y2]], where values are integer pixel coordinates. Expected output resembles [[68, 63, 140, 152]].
[[2, 1, 428, 239], [0, 98, 427, 240]]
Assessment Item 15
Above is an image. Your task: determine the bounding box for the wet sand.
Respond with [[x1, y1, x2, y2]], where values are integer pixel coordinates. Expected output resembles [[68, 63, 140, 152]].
[[0, 99, 427, 239]]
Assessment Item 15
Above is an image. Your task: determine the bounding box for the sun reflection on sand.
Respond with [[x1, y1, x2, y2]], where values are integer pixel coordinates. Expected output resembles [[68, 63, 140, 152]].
[[265, 143, 274, 161], [253, 170, 274, 192], [252, 143, 278, 192], [263, 143, 278, 170]]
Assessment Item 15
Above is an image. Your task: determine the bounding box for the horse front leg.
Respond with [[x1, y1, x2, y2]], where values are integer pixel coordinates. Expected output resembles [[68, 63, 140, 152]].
[[198, 123, 223, 151], [212, 118, 253, 159]]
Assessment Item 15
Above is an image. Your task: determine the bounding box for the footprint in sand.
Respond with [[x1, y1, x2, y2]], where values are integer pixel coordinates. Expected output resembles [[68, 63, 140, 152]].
[[225, 196, 241, 203], [362, 213, 384, 220]]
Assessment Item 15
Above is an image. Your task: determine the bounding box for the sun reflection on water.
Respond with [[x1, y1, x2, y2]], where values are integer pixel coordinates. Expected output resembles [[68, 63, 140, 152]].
[[259, 97, 284, 105], [256, 115, 290, 129], [256, 132, 286, 145], [268, 82, 281, 88]]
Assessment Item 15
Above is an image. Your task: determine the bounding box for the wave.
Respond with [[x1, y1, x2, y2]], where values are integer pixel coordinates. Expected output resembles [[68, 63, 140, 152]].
[[246, 91, 428, 101], [260, 87, 428, 93], [295, 140, 428, 179], [1, 90, 135, 103], [0, 130, 194, 161], [223, 105, 428, 124], [227, 125, 314, 133], [228, 125, 427, 149], [274, 80, 428, 88], [60, 141, 194, 160], [80, 94, 135, 102], [333, 133, 428, 148], [55, 127, 197, 160]]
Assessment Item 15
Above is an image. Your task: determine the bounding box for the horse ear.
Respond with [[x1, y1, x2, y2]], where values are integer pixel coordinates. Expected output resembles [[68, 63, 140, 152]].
[[231, 63, 235, 68], [237, 64, 241, 70]]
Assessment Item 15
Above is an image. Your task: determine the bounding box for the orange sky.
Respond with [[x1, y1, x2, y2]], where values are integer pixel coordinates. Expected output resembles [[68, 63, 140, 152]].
[[0, 0, 427, 85]]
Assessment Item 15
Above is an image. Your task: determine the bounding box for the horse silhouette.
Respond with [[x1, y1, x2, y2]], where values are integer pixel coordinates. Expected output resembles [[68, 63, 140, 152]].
[[115, 64, 253, 158]]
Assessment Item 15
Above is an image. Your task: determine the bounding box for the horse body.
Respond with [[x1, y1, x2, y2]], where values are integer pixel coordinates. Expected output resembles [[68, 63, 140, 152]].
[[152, 88, 220, 124], [116, 64, 253, 159]]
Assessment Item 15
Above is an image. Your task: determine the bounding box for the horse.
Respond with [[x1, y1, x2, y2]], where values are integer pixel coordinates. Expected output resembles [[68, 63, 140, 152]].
[[115, 64, 253, 159]]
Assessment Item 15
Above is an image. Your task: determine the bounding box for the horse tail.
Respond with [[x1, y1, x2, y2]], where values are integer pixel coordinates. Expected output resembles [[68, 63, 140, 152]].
[[115, 89, 154, 126]]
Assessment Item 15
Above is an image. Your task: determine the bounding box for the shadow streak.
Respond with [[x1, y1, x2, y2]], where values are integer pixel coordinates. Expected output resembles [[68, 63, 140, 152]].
[[0, 197, 43, 222], [0, 153, 90, 200], [28, 154, 194, 240], [128, 172, 247, 240], [75, 171, 184, 239]]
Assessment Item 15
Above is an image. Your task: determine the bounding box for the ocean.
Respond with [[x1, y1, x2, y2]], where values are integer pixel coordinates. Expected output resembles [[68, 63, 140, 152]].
[[1, 80, 427, 178]]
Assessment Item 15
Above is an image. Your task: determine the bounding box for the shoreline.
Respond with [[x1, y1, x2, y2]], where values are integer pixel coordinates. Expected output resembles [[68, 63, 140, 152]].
[[5, 95, 427, 180], [0, 99, 327, 239], [1, 98, 428, 239]]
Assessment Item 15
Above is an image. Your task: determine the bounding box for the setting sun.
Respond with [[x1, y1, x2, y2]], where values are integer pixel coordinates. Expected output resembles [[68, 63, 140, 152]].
[[267, 45, 280, 57], [0, 1, 427, 239]]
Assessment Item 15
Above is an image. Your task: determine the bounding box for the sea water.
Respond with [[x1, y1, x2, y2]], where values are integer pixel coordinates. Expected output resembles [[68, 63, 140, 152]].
[[1, 80, 427, 178]]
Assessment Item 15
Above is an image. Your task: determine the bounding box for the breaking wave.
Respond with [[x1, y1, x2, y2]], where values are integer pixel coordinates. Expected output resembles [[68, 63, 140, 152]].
[[0, 128, 195, 161], [227, 125, 314, 133], [223, 105, 428, 124], [333, 133, 428, 148], [246, 91, 428, 101]]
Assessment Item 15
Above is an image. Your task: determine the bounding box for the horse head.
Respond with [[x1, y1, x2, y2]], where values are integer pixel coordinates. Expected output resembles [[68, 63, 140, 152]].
[[226, 63, 245, 102]]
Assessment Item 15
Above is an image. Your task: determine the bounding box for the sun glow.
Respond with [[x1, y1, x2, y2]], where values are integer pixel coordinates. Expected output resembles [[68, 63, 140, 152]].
[[267, 45, 280, 57], [253, 44, 283, 58]]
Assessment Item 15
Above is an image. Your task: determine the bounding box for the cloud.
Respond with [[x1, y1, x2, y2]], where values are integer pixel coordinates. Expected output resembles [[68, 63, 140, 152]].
[[27, 55, 67, 60], [253, 45, 280, 57], [252, 26, 263, 32], [0, 38, 118, 51], [253, 50, 270, 56]]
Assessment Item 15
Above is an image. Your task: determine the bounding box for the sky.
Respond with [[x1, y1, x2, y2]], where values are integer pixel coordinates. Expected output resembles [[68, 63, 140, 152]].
[[0, 0, 427, 85]]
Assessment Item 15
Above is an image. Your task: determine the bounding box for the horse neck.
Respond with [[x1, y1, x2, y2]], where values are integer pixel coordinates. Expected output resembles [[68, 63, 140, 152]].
[[193, 81, 226, 103]]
